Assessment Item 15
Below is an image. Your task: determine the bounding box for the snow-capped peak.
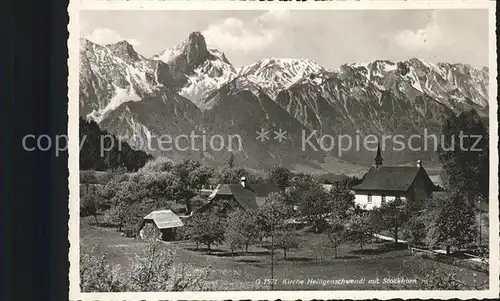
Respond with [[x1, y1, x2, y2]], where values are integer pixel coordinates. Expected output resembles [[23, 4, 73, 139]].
[[151, 32, 237, 107], [238, 57, 325, 99]]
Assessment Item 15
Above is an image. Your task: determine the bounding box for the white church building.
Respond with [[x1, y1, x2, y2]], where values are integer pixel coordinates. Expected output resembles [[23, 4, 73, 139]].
[[352, 145, 437, 210]]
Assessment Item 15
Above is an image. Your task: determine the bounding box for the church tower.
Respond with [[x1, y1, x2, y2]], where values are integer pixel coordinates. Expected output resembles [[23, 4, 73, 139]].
[[374, 143, 383, 168]]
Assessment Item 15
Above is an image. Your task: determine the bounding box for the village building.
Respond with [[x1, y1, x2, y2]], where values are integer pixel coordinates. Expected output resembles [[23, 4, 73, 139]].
[[197, 177, 279, 214], [352, 145, 437, 210], [139, 209, 184, 241]]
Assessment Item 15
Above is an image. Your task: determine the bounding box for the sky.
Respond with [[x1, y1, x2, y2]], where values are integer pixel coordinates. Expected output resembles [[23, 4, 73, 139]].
[[80, 9, 490, 69]]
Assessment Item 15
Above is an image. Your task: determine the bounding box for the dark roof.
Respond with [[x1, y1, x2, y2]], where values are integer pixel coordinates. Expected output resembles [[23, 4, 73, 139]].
[[209, 183, 279, 210], [352, 166, 432, 192]]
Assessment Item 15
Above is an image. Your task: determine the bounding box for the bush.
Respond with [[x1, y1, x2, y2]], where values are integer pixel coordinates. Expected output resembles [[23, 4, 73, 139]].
[[80, 244, 125, 292], [80, 170, 100, 184], [80, 195, 100, 225], [80, 240, 210, 292], [128, 240, 208, 291]]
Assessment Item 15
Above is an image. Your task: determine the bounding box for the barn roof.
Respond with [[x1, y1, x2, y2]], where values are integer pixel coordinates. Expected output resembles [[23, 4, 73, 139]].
[[351, 166, 433, 192], [208, 183, 279, 210], [144, 210, 183, 229]]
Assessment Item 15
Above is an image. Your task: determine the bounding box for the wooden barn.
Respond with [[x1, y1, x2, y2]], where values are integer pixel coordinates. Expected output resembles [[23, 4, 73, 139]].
[[139, 210, 184, 241]]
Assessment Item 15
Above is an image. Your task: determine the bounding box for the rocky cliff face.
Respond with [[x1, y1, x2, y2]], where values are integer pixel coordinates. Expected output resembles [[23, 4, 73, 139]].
[[151, 31, 237, 107]]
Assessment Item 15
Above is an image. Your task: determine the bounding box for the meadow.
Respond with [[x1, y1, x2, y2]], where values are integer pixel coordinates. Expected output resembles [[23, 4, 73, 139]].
[[80, 217, 488, 291]]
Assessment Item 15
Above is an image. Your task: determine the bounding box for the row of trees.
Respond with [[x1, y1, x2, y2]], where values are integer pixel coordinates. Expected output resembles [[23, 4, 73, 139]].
[[182, 165, 481, 258], [99, 158, 212, 231], [181, 170, 361, 258], [84, 157, 361, 233], [329, 191, 481, 255], [183, 192, 299, 259]]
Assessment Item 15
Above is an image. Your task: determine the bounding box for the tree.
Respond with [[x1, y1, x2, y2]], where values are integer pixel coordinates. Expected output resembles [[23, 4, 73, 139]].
[[324, 221, 347, 258], [329, 182, 355, 219], [258, 192, 299, 259], [254, 192, 295, 249], [323, 183, 354, 258], [190, 165, 215, 189], [258, 192, 294, 235], [172, 159, 202, 202], [274, 228, 299, 260], [184, 211, 226, 252], [286, 175, 334, 232], [254, 207, 272, 246], [402, 214, 428, 247], [225, 224, 246, 257], [427, 192, 477, 254], [345, 212, 374, 251], [80, 195, 99, 225], [139, 156, 174, 173], [216, 166, 248, 184], [227, 152, 235, 169], [370, 198, 409, 243], [107, 179, 147, 231], [266, 166, 292, 191], [226, 210, 260, 255], [437, 109, 489, 198], [298, 189, 333, 233], [225, 210, 247, 256]]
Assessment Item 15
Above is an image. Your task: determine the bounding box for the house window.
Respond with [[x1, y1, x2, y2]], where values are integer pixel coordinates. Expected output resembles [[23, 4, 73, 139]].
[[367, 194, 372, 204], [381, 195, 386, 204]]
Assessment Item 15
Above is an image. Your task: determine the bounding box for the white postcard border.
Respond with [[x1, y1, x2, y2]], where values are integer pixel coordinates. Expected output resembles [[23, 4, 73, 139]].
[[68, 1, 499, 300]]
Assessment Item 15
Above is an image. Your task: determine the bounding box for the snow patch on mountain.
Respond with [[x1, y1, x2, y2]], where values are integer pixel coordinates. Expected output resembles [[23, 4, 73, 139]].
[[79, 38, 166, 120], [151, 42, 185, 63], [178, 49, 237, 105], [152, 35, 237, 107], [238, 58, 325, 99]]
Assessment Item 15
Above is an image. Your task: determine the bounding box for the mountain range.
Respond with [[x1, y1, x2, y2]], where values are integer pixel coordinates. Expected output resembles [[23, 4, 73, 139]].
[[79, 31, 489, 172]]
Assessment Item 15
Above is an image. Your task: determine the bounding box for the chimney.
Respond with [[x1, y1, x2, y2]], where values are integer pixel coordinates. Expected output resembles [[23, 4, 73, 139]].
[[417, 160, 422, 168], [240, 176, 247, 188]]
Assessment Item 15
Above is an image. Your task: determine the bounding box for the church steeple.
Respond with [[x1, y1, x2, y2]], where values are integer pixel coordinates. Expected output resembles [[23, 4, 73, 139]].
[[374, 143, 383, 167]]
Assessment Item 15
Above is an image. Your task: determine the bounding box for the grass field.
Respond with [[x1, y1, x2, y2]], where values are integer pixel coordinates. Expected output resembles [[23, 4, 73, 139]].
[[80, 218, 488, 291]]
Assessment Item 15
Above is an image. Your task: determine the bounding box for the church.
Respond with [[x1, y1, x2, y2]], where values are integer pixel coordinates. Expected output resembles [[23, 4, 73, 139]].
[[351, 145, 437, 210]]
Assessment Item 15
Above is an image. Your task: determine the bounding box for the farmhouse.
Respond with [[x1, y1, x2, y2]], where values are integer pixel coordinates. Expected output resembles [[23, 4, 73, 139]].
[[197, 177, 279, 214], [352, 145, 437, 210], [139, 209, 184, 241]]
